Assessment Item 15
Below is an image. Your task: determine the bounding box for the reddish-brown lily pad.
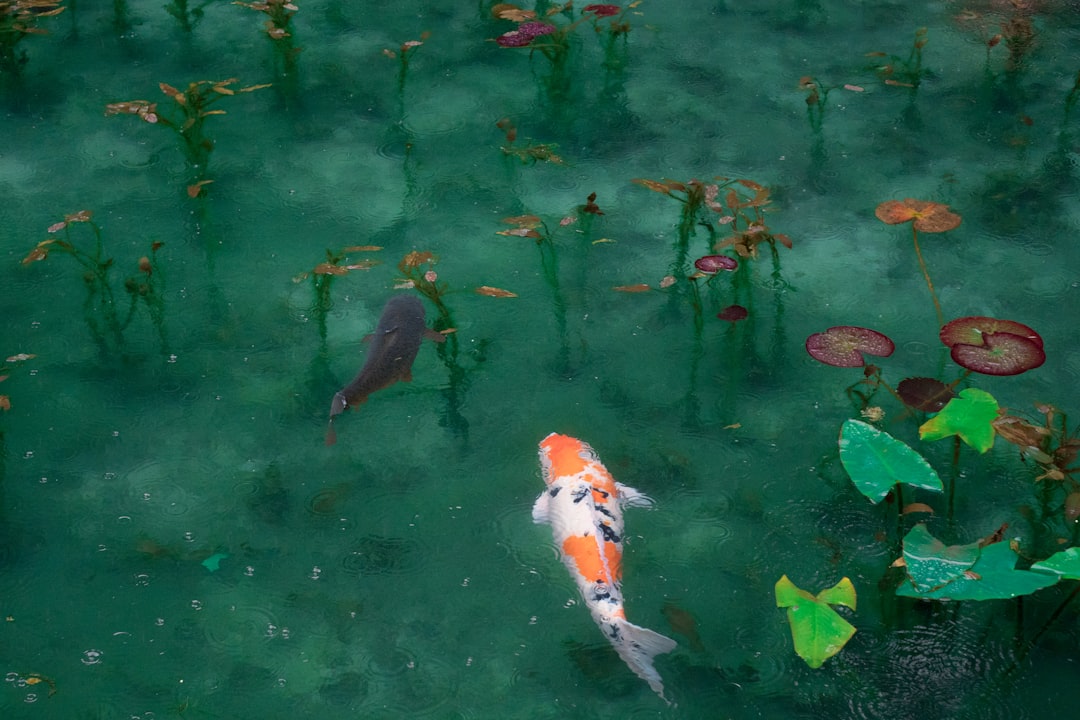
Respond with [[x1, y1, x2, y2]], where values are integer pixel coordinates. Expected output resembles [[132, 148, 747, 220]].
[[897, 377, 956, 412], [805, 326, 896, 368], [875, 199, 962, 233], [694, 255, 738, 274], [939, 316, 1043, 349], [717, 305, 748, 322], [948, 332, 1046, 376]]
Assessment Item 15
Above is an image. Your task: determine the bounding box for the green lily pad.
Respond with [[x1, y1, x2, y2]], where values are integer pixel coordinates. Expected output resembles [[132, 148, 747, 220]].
[[775, 575, 857, 669], [839, 419, 943, 503], [918, 388, 999, 453], [900, 523, 980, 592], [201, 552, 229, 572], [1030, 547, 1080, 580], [898, 526, 1059, 600]]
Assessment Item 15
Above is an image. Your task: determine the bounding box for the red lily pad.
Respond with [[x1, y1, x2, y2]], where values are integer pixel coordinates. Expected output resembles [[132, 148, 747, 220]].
[[806, 326, 896, 368], [949, 332, 1046, 376], [897, 377, 956, 412], [717, 305, 748, 322], [694, 255, 738, 274], [939, 316, 1043, 349], [875, 199, 962, 233]]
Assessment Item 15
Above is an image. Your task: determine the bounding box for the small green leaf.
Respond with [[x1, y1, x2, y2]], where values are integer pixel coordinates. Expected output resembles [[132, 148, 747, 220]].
[[898, 527, 1059, 600], [918, 388, 999, 453], [775, 575, 857, 669], [839, 419, 943, 503], [1030, 547, 1080, 580]]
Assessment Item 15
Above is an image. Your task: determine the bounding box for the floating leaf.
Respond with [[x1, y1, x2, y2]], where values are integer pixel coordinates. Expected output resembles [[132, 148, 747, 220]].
[[919, 388, 999, 453], [1030, 547, 1080, 580], [475, 286, 518, 298], [612, 284, 651, 293], [693, 255, 738, 274], [775, 576, 856, 669], [875, 199, 962, 233], [717, 305, 748, 322], [897, 377, 955, 412], [5, 354, 36, 363], [839, 419, 943, 503], [806, 326, 895, 368], [897, 526, 1059, 600], [313, 263, 349, 275]]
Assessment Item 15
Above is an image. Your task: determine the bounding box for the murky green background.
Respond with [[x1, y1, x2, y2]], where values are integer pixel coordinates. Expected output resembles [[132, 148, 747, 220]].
[[1, 1, 1078, 717]]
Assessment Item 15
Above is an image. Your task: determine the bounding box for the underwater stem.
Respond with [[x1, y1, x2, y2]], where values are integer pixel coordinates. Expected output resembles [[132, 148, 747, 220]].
[[911, 225, 944, 328]]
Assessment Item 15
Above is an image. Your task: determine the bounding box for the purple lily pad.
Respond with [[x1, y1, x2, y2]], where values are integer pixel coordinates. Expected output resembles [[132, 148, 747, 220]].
[[518, 22, 556, 38], [949, 332, 1046, 376], [940, 316, 1043, 350], [805, 326, 896, 368], [897, 377, 956, 412], [717, 305, 748, 322], [496, 30, 533, 47], [694, 255, 738, 274]]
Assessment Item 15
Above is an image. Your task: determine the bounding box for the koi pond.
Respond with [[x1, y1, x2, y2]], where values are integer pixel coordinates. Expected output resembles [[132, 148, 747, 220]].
[[1, 1, 1079, 718]]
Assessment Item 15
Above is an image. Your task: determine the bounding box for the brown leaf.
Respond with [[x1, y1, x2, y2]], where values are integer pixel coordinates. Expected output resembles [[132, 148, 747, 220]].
[[875, 198, 961, 232], [0, 396, 9, 411], [612, 283, 651, 293], [475, 286, 518, 298], [496, 228, 542, 239], [902, 503, 935, 515], [186, 180, 214, 198], [501, 214, 542, 227], [313, 263, 349, 275], [342, 245, 382, 252]]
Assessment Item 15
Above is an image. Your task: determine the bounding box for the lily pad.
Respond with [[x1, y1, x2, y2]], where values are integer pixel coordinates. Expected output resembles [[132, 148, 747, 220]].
[[806, 326, 895, 368], [939, 316, 1043, 348], [717, 305, 748, 322], [898, 527, 1059, 600], [949, 332, 1046, 376], [918, 388, 999, 453], [1030, 547, 1080, 580], [839, 419, 943, 503], [875, 199, 962, 233], [897, 377, 955, 412], [775, 575, 857, 669], [693, 255, 738, 274]]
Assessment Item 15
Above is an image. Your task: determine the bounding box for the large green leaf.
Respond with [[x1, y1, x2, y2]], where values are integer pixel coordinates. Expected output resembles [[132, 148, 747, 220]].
[[838, 419, 943, 503], [897, 526, 1059, 600], [918, 388, 999, 453], [775, 575, 857, 669], [1030, 547, 1080, 580]]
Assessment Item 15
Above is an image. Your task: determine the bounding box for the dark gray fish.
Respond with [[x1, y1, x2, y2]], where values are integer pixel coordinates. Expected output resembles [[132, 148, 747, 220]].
[[326, 294, 444, 445]]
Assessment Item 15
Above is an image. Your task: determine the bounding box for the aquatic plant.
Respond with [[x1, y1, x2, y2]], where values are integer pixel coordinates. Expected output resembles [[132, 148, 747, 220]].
[[496, 117, 565, 165], [293, 245, 382, 344], [234, 0, 300, 95], [798, 75, 830, 135], [22, 211, 169, 356], [874, 198, 961, 328], [939, 315, 1045, 376], [383, 31, 430, 99], [866, 26, 929, 91], [165, 0, 213, 33], [0, 0, 65, 77], [775, 575, 857, 668], [105, 78, 271, 189]]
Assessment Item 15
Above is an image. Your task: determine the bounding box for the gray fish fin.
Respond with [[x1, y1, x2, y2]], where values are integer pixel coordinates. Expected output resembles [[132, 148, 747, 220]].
[[616, 483, 655, 509], [424, 328, 447, 343], [531, 491, 552, 524]]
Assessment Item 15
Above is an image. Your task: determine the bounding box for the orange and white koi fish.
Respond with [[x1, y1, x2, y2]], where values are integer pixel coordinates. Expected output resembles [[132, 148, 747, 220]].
[[533, 432, 677, 702]]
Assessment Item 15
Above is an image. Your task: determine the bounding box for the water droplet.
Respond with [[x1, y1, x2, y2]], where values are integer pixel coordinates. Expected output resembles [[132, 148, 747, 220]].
[[155, 618, 165, 627], [23, 451, 33, 459], [24, 693, 38, 703], [277, 678, 286, 687], [244, 566, 255, 577], [134, 573, 150, 587], [190, 600, 202, 611], [81, 649, 104, 665]]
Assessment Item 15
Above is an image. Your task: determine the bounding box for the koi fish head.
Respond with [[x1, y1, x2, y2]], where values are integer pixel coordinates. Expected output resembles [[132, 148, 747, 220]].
[[538, 432, 592, 485]]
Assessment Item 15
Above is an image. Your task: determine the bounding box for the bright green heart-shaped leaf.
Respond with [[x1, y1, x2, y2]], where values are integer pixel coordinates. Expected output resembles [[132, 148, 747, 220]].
[[1030, 547, 1080, 580], [918, 388, 999, 453], [775, 575, 857, 669], [839, 419, 943, 503], [898, 527, 1059, 600]]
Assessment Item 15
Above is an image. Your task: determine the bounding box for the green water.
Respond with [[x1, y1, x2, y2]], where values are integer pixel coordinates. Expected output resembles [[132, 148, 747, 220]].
[[1, 0, 1078, 717]]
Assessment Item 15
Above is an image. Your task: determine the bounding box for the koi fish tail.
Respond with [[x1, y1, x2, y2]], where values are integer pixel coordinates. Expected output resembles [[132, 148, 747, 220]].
[[611, 618, 678, 703]]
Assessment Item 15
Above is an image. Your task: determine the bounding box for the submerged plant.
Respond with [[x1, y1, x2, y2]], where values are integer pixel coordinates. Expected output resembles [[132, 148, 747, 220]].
[[293, 245, 382, 344], [165, 0, 213, 33], [866, 26, 930, 91], [105, 78, 271, 189], [0, 1, 65, 77], [234, 1, 300, 95], [22, 211, 168, 356], [383, 31, 430, 99], [874, 198, 962, 328], [496, 117, 565, 165], [0, 352, 35, 415]]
